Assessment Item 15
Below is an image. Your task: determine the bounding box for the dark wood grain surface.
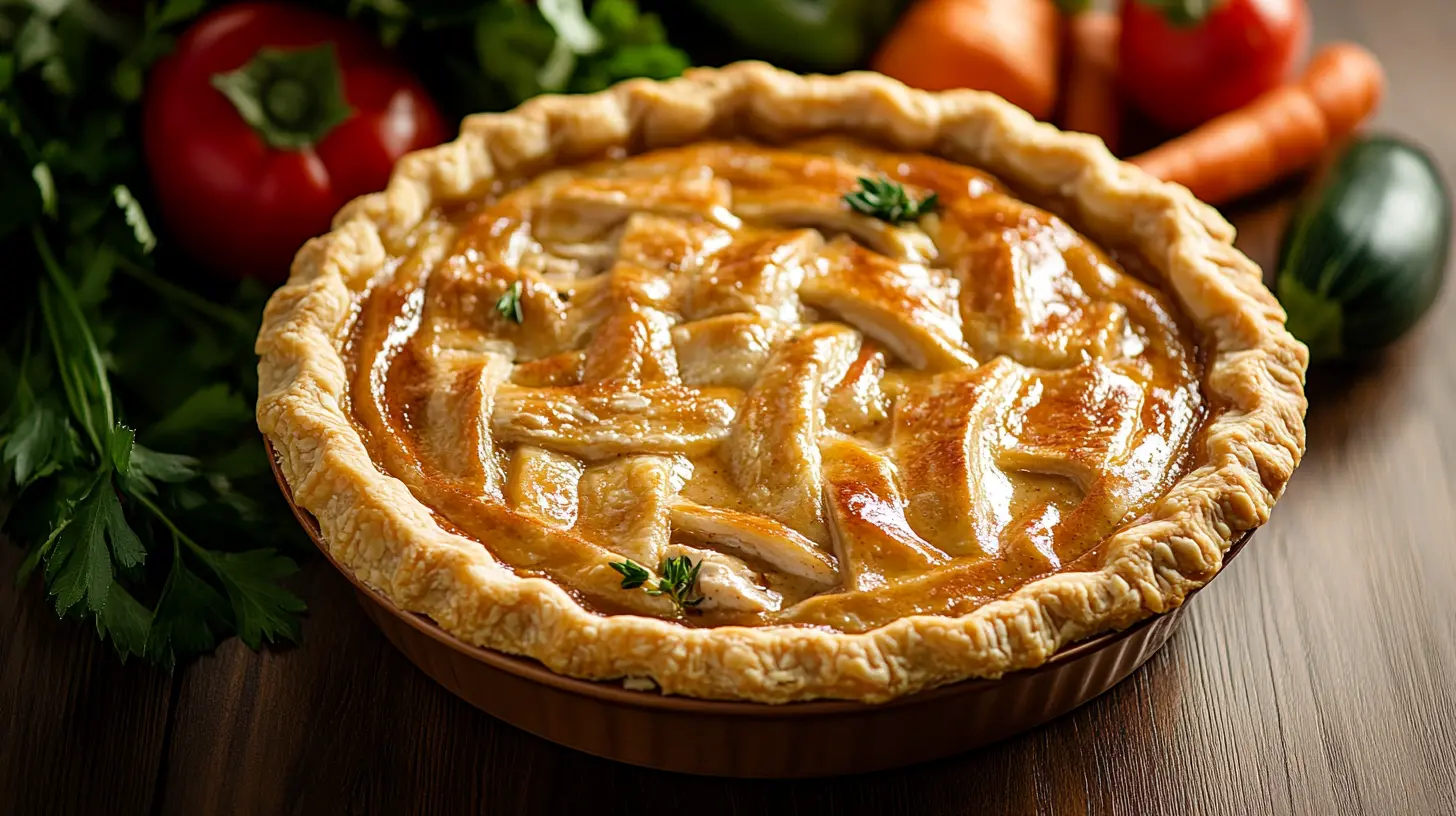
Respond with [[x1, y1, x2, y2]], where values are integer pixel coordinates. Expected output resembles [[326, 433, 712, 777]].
[[5, 2, 1455, 813]]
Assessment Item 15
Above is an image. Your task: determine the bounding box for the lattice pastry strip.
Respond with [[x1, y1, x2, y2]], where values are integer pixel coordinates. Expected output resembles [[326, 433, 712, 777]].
[[802, 237, 973, 371], [821, 434, 950, 591], [720, 324, 860, 545], [505, 446, 582, 529], [682, 229, 817, 323], [671, 315, 786, 390], [669, 501, 840, 590], [892, 357, 1028, 558], [939, 194, 1183, 370]]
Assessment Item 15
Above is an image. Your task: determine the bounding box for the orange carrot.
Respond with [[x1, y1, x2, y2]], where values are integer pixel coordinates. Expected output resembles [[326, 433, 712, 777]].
[[872, 0, 1063, 121], [1060, 11, 1123, 155], [1130, 43, 1385, 205], [1301, 43, 1386, 137]]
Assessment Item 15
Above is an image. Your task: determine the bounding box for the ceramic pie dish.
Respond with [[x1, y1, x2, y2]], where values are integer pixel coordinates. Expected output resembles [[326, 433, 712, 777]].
[[257, 63, 1307, 718]]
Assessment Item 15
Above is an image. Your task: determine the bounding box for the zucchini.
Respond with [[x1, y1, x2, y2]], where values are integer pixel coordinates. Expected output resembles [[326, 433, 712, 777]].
[[1276, 135, 1451, 361]]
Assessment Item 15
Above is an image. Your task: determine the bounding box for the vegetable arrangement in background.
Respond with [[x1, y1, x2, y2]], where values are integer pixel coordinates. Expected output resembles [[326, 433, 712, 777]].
[[0, 0, 684, 666], [872, 0, 1441, 354], [2, 0, 311, 667], [1, 0, 1447, 666], [1131, 43, 1386, 205]]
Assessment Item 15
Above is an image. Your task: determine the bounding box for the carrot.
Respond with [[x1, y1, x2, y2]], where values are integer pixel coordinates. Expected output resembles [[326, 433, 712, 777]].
[[1130, 43, 1385, 205], [1301, 43, 1386, 137], [872, 0, 1063, 121], [1060, 11, 1123, 155]]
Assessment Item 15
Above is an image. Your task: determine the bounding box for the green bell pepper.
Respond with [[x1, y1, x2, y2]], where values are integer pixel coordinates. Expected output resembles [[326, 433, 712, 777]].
[[692, 0, 913, 71]]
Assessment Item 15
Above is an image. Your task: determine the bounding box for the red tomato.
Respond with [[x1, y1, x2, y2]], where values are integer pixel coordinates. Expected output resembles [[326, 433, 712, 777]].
[[1118, 0, 1311, 133], [143, 2, 448, 281]]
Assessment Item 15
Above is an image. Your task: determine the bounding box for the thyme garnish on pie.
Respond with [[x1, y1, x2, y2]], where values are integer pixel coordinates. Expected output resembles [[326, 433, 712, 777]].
[[612, 556, 705, 611], [843, 176, 938, 224], [496, 280, 525, 323]]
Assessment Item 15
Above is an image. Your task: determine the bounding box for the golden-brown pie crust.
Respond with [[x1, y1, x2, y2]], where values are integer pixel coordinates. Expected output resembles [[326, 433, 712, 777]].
[[257, 62, 1308, 703]]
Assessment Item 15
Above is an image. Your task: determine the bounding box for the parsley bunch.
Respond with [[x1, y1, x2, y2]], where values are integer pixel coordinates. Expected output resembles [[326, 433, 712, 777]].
[[1, 0, 306, 666], [0, 0, 688, 666]]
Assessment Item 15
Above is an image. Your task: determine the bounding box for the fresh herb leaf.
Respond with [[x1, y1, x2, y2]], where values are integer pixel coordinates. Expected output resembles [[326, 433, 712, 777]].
[[571, 0, 687, 92], [46, 477, 116, 615], [112, 184, 156, 254], [613, 555, 703, 612], [32, 162, 56, 217], [191, 547, 305, 649], [99, 482, 146, 569], [109, 422, 135, 475], [610, 558, 650, 589], [2, 400, 76, 487], [123, 444, 199, 497], [645, 555, 704, 611], [473, 0, 686, 105], [146, 539, 231, 666], [539, 0, 603, 54], [97, 581, 152, 661], [496, 280, 525, 324], [843, 176, 938, 225]]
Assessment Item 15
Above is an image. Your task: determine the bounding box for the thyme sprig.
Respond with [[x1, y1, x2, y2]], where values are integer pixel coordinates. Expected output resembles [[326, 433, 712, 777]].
[[611, 555, 704, 612], [843, 176, 938, 224]]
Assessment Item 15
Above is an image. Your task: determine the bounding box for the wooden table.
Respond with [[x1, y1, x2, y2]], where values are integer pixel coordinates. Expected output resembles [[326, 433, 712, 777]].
[[5, 2, 1454, 813]]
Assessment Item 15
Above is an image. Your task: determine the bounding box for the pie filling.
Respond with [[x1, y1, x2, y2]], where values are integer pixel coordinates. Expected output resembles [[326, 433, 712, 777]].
[[345, 138, 1204, 633]]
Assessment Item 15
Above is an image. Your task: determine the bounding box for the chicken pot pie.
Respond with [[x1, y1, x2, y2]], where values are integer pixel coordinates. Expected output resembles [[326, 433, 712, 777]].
[[257, 63, 1308, 703]]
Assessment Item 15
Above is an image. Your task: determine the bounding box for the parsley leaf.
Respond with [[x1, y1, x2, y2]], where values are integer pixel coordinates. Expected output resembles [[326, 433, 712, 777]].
[[146, 540, 231, 667], [46, 477, 117, 615], [100, 482, 146, 569], [2, 400, 76, 487], [97, 582, 152, 661], [472, 0, 687, 105], [124, 444, 200, 496], [192, 547, 305, 649]]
